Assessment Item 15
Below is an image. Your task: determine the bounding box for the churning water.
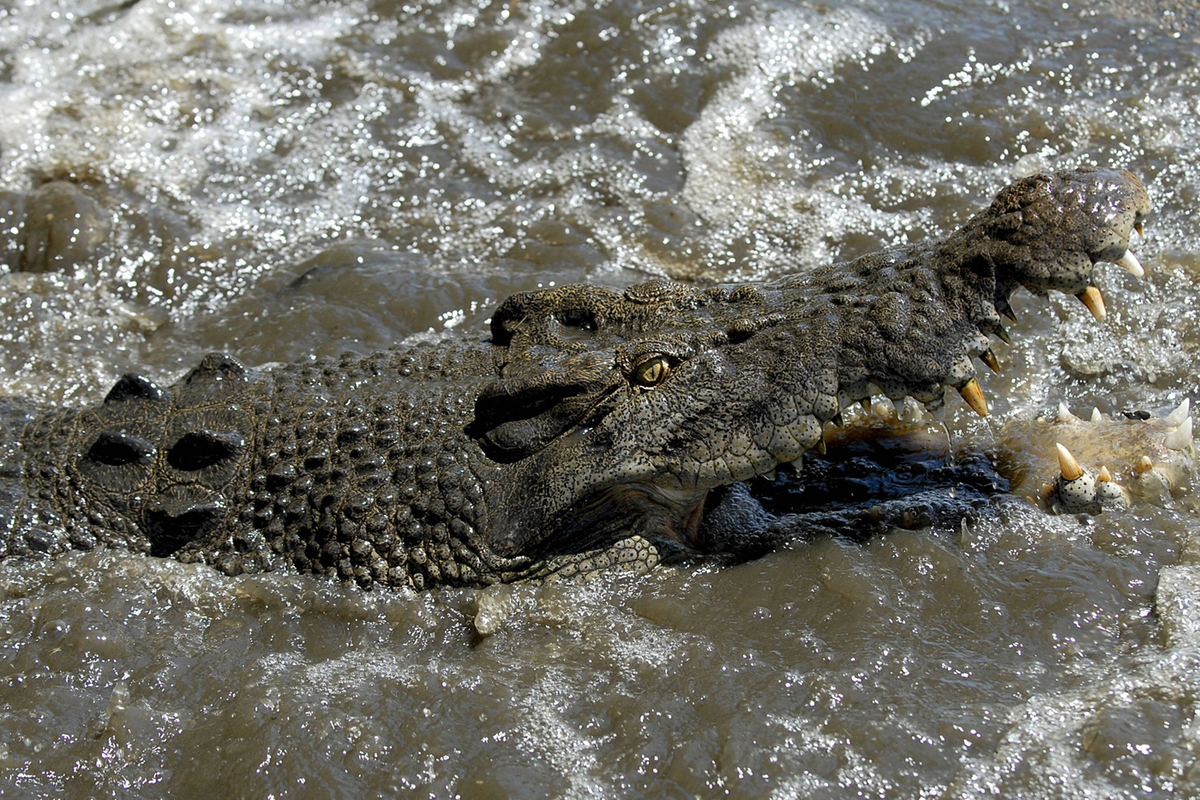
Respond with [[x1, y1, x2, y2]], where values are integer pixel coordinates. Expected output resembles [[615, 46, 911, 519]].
[[2, 0, 1200, 797]]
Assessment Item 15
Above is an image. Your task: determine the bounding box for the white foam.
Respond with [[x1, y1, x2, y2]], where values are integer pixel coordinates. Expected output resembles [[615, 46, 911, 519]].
[[680, 8, 898, 275]]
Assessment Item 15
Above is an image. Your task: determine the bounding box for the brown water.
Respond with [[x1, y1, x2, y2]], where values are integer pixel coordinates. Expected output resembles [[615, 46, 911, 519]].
[[2, 0, 1200, 797]]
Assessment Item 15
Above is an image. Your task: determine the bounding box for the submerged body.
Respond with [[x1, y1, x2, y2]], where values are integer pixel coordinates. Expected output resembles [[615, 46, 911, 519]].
[[0, 169, 1155, 589]]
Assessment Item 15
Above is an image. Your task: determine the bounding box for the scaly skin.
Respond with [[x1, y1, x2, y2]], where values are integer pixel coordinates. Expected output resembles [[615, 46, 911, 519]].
[[0, 168, 1152, 589]]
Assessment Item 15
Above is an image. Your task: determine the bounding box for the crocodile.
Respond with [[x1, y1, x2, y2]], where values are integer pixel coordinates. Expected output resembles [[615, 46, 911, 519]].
[[0, 168, 1155, 590]]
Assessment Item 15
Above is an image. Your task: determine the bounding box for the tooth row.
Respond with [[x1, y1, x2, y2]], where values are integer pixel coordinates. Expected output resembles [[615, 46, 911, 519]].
[[1049, 442, 1132, 512], [913, 244, 1149, 420], [1047, 394, 1194, 513], [1070, 246, 1145, 321], [1055, 398, 1193, 449], [814, 240, 1148, 442]]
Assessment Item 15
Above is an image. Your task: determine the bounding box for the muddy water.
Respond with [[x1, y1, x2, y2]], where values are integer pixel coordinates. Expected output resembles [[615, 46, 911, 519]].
[[2, 0, 1200, 797]]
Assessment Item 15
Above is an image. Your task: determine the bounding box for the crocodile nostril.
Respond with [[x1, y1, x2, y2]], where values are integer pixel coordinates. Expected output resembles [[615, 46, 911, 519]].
[[167, 430, 246, 471], [85, 431, 155, 466]]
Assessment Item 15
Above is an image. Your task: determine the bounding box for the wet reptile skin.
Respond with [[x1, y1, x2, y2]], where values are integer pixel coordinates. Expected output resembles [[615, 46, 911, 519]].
[[0, 168, 1151, 589]]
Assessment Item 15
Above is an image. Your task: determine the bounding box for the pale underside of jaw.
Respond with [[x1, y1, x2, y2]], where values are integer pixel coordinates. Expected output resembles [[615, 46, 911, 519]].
[[1047, 398, 1194, 514]]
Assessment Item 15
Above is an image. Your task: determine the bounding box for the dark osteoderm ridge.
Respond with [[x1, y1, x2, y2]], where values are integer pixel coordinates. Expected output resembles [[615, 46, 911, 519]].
[[0, 169, 1151, 589]]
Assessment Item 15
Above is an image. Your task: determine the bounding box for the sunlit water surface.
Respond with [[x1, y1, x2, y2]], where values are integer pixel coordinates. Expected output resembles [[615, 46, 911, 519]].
[[2, 0, 1200, 797]]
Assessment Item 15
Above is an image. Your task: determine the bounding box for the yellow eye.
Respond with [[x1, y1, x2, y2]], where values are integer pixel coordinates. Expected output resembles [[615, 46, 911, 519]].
[[633, 356, 671, 387]]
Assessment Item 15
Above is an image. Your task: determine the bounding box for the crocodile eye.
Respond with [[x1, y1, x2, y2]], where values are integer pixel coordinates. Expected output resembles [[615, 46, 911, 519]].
[[633, 356, 672, 387]]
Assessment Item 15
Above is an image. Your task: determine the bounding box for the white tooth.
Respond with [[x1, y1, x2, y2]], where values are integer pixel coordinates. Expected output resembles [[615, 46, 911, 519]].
[[1166, 398, 1191, 427], [790, 456, 804, 471], [1091, 407, 1102, 423], [1165, 416, 1193, 451], [1115, 250, 1144, 278], [1057, 402, 1077, 423], [1056, 443, 1084, 481]]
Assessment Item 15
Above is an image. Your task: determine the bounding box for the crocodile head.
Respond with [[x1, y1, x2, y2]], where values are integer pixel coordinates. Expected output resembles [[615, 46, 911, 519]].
[[469, 168, 1152, 579]]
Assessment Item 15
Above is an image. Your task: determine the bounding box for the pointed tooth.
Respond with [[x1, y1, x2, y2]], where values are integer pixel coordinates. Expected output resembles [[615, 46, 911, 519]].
[[1115, 250, 1144, 278], [790, 455, 804, 471], [1078, 286, 1106, 322], [831, 413, 844, 428], [1134, 220, 1144, 237], [1041, 482, 1055, 496], [1057, 402, 1078, 423], [958, 379, 988, 417], [1165, 416, 1193, 451], [997, 299, 1018, 323], [994, 324, 1012, 344], [861, 396, 872, 413], [1056, 442, 1084, 481], [762, 470, 777, 482], [1136, 455, 1154, 474], [1165, 398, 1190, 427], [1098, 465, 1112, 482], [981, 349, 1001, 373], [815, 438, 827, 455], [1090, 407, 1102, 423]]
